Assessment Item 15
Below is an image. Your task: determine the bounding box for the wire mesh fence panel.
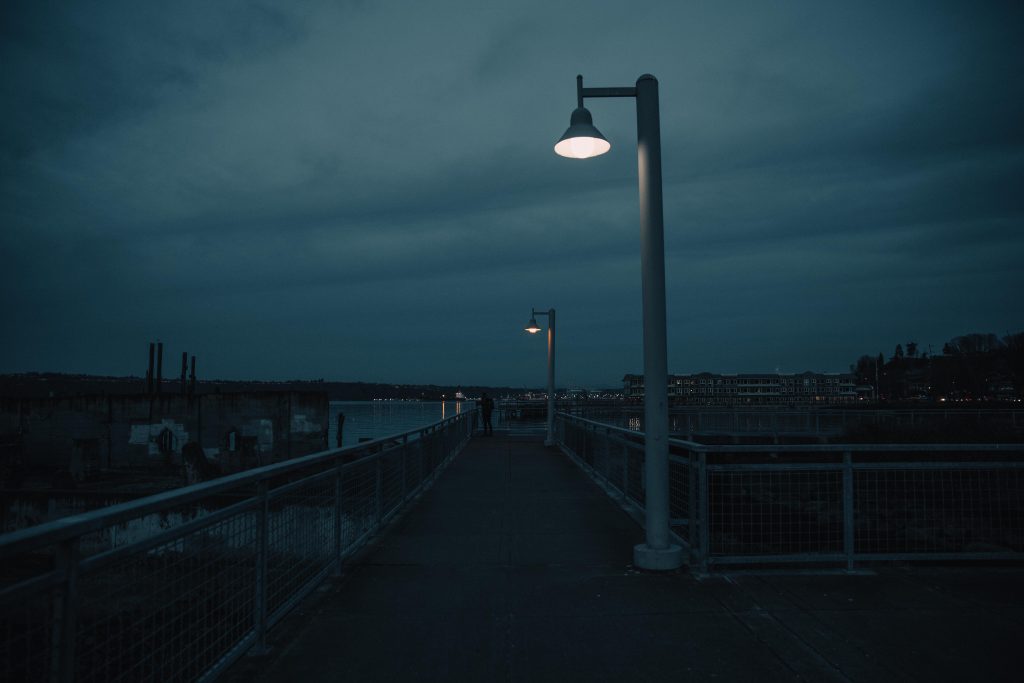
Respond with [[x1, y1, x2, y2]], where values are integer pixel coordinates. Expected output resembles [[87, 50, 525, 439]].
[[580, 427, 593, 466], [564, 422, 582, 461], [668, 457, 691, 543], [561, 422, 579, 460], [266, 481, 335, 620], [854, 466, 1024, 554], [707, 469, 843, 557], [381, 450, 405, 519], [340, 461, 378, 548], [773, 413, 800, 432], [75, 512, 258, 683], [416, 437, 430, 483], [0, 577, 55, 681], [626, 450, 645, 506], [573, 421, 589, 458], [557, 413, 1024, 567], [598, 434, 614, 485], [575, 423, 588, 460], [422, 433, 438, 476], [405, 443, 423, 497], [606, 442, 626, 493], [0, 412, 475, 683]]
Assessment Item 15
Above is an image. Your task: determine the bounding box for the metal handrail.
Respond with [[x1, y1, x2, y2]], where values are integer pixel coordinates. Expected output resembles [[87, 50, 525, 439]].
[[0, 409, 480, 683], [557, 412, 1024, 454], [0, 411, 475, 557], [555, 412, 1024, 571], [572, 405, 1024, 438]]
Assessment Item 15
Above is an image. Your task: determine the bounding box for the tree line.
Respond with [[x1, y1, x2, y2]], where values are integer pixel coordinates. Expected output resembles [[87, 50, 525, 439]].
[[851, 331, 1024, 402]]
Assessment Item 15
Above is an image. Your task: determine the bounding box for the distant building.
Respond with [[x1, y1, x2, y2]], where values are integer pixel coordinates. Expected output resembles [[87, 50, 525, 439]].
[[623, 371, 857, 406]]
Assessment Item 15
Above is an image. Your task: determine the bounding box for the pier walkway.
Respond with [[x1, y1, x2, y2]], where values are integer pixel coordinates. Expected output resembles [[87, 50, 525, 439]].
[[230, 435, 1022, 682]]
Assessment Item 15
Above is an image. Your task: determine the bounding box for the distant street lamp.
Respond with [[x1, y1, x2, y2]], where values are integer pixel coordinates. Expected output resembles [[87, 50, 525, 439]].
[[524, 308, 556, 446], [554, 74, 682, 571]]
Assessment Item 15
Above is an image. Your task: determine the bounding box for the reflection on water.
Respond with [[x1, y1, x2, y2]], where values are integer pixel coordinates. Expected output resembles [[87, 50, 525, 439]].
[[441, 400, 465, 420], [328, 401, 472, 448]]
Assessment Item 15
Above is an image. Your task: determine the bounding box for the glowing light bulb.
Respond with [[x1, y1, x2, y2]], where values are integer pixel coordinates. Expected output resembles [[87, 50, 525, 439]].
[[571, 137, 595, 158], [554, 135, 611, 159]]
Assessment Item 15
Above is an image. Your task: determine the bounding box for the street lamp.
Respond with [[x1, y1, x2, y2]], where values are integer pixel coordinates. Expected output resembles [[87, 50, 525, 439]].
[[554, 74, 682, 571], [524, 308, 555, 446]]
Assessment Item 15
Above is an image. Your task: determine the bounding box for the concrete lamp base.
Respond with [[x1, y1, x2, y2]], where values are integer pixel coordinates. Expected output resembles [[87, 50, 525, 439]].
[[633, 543, 684, 571]]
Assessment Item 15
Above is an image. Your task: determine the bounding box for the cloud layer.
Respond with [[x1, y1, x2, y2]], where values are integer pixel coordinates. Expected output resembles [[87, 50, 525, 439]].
[[2, 0, 1022, 386]]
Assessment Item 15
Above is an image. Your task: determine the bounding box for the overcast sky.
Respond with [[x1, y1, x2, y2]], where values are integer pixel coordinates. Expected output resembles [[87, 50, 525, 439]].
[[2, 1, 1021, 388]]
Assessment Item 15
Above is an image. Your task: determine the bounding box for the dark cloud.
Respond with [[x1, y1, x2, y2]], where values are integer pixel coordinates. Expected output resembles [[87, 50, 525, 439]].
[[1, 0, 1021, 386]]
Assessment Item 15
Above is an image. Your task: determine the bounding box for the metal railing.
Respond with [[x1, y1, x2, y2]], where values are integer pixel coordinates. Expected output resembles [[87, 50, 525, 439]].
[[556, 413, 1024, 570], [573, 406, 1024, 437], [0, 410, 478, 682]]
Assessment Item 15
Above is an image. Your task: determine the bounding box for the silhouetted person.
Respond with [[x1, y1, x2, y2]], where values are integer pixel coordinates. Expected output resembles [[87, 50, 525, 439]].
[[480, 392, 495, 435]]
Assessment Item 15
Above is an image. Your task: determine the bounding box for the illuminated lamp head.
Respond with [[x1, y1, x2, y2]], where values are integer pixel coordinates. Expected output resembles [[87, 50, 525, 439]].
[[554, 106, 610, 159]]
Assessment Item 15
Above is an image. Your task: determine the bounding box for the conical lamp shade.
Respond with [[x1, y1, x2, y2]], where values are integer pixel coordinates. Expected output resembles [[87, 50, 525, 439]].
[[554, 106, 611, 159]]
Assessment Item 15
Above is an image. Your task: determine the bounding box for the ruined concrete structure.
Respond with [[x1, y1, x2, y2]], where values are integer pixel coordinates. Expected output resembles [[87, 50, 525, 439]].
[[0, 391, 329, 483]]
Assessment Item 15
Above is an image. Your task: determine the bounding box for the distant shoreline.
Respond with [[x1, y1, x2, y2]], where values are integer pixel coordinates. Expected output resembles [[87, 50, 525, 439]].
[[0, 372, 534, 401]]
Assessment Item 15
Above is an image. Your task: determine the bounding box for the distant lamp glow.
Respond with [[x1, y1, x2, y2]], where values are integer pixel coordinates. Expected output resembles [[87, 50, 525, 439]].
[[554, 107, 610, 159], [523, 308, 555, 446]]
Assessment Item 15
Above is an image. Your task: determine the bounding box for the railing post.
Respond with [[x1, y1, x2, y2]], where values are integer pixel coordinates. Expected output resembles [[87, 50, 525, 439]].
[[623, 443, 630, 499], [253, 480, 269, 654], [428, 430, 436, 479], [375, 455, 384, 532], [687, 447, 698, 567], [402, 435, 410, 502], [604, 427, 612, 483], [332, 455, 343, 576], [843, 451, 855, 571], [52, 538, 80, 683], [697, 452, 709, 572], [582, 425, 589, 466], [443, 423, 450, 463]]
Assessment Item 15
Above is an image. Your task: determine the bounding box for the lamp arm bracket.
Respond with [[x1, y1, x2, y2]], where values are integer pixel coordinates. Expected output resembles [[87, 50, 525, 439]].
[[581, 86, 637, 99], [576, 74, 636, 106]]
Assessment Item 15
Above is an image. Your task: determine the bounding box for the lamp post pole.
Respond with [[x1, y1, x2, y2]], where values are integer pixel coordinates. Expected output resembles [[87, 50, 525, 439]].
[[544, 309, 555, 446], [555, 74, 682, 571], [525, 308, 556, 446]]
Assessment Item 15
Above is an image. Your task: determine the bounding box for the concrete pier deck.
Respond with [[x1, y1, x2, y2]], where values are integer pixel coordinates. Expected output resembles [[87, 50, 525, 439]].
[[229, 435, 1022, 682]]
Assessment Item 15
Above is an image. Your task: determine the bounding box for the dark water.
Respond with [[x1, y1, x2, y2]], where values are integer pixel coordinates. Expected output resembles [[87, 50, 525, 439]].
[[328, 400, 476, 448], [2, 401, 477, 534]]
